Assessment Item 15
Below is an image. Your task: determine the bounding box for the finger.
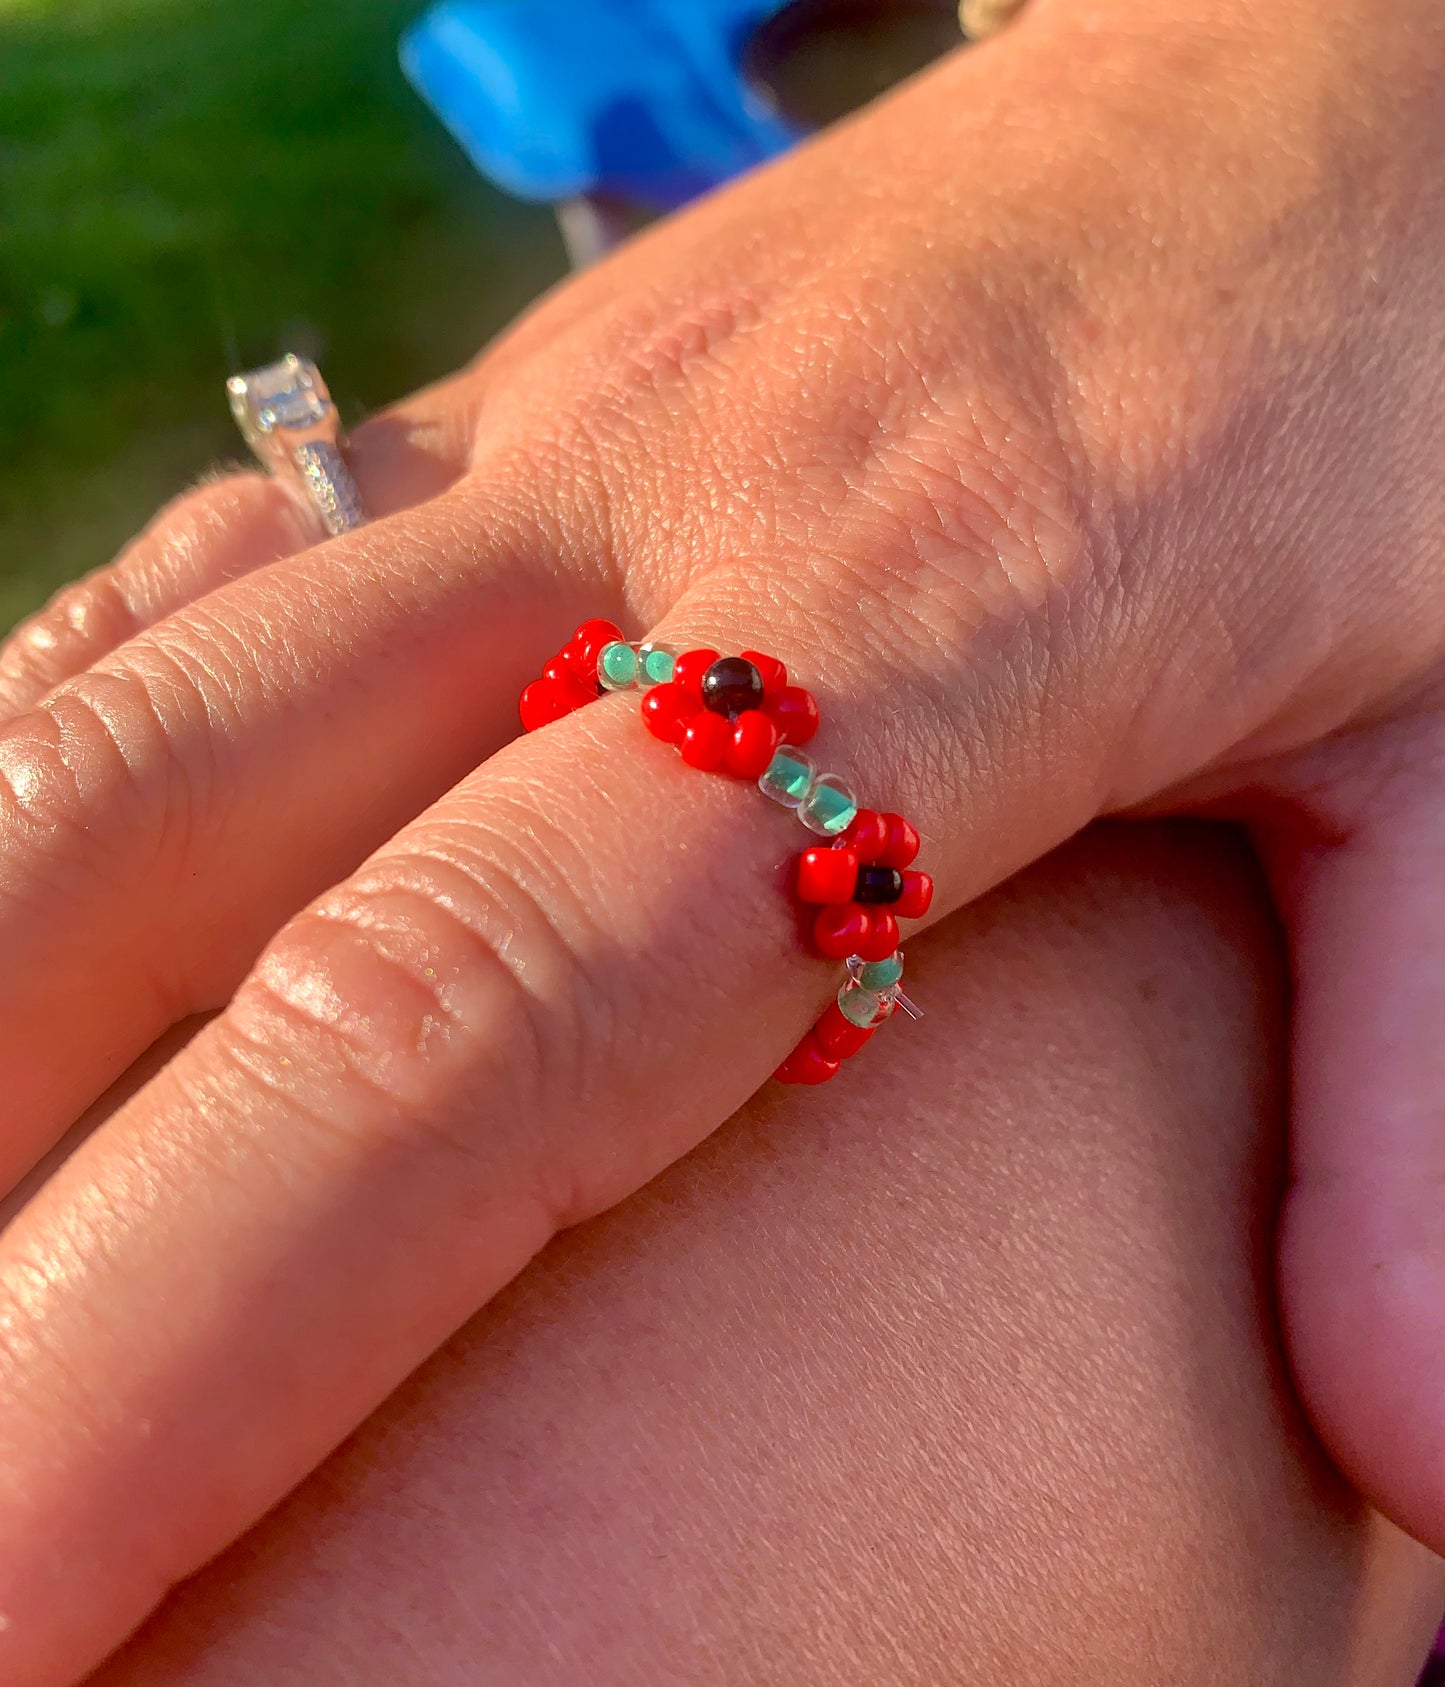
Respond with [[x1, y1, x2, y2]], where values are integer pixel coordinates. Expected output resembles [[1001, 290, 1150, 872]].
[[73, 826, 1445, 1687], [0, 477, 312, 721], [0, 1018, 207, 1234], [4, 0, 1428, 1196], [0, 382, 472, 718], [1264, 705, 1445, 1551], [0, 554, 1098, 1683], [0, 529, 1045, 1673], [0, 156, 939, 1197], [0, 111, 1070, 1203], [0, 475, 615, 1192]]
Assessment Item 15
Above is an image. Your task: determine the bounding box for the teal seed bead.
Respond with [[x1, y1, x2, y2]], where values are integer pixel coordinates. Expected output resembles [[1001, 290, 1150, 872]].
[[858, 953, 904, 991], [837, 980, 894, 1029], [799, 774, 858, 837], [758, 747, 817, 808], [598, 641, 638, 690], [639, 643, 676, 686]]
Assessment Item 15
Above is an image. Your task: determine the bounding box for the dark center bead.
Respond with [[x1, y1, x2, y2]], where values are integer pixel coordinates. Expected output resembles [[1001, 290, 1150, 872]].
[[853, 865, 904, 905], [701, 656, 765, 718]]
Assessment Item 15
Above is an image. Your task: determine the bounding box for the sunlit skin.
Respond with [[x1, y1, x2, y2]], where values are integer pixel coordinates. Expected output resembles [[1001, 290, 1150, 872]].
[[85, 827, 1445, 1684], [0, 0, 1438, 1680]]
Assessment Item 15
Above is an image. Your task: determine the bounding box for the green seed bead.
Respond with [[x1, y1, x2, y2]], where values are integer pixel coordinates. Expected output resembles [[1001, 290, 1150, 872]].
[[598, 641, 638, 690], [757, 748, 817, 808], [799, 774, 858, 837], [639, 644, 676, 686], [858, 953, 904, 991], [837, 981, 893, 1029]]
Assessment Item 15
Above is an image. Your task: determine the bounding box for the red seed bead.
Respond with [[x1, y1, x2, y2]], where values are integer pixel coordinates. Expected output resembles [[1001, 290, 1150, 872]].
[[895, 870, 934, 920], [519, 677, 580, 732], [565, 620, 622, 681], [812, 904, 871, 960], [671, 648, 721, 698], [573, 617, 622, 657], [641, 681, 699, 744], [878, 812, 921, 868], [856, 910, 900, 962], [774, 1034, 840, 1085], [795, 846, 859, 906], [725, 710, 779, 779], [542, 656, 596, 702], [814, 1002, 876, 1061], [680, 711, 731, 770], [842, 808, 890, 863], [739, 649, 787, 696], [764, 685, 820, 745]]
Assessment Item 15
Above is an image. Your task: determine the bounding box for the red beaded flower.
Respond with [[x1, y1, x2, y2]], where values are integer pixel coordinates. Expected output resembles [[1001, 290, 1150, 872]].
[[640, 648, 819, 779], [518, 623, 932, 1088], [518, 618, 622, 732], [793, 808, 934, 961]]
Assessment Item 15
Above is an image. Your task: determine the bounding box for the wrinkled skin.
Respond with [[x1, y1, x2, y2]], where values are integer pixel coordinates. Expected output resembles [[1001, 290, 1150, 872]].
[[87, 825, 1445, 1684], [0, 0, 1439, 1680]]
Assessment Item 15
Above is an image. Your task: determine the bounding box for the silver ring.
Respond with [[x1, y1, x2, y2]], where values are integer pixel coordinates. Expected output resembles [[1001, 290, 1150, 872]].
[[226, 354, 367, 536]]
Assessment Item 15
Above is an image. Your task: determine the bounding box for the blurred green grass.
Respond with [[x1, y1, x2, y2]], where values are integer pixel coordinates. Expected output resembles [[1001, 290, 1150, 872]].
[[0, 0, 567, 631]]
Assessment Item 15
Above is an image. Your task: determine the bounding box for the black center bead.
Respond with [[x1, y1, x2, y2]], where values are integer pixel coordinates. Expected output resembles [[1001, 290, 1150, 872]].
[[853, 865, 904, 905], [701, 656, 765, 718]]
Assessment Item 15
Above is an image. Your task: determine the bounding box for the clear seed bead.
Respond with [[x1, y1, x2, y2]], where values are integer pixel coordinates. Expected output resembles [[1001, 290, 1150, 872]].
[[598, 641, 639, 691], [757, 747, 817, 809], [837, 979, 899, 1029], [638, 643, 676, 687], [798, 774, 858, 837]]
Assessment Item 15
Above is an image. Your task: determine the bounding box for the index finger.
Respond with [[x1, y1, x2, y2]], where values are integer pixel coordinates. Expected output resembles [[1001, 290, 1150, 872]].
[[0, 571, 1063, 1682]]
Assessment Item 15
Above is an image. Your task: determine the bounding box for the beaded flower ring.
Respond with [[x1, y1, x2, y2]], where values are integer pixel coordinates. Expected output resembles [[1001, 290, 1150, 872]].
[[520, 620, 933, 1084]]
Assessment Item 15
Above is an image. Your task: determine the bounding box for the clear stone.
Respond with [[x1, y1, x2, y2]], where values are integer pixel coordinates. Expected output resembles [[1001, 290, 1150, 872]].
[[259, 388, 327, 431], [227, 354, 331, 449]]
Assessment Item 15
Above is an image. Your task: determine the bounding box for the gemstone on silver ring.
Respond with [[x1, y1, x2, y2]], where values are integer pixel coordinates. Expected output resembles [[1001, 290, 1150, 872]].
[[226, 353, 366, 536]]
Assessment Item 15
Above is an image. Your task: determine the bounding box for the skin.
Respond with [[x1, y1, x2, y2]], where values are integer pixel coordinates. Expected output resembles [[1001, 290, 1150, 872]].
[[89, 825, 1445, 1684], [0, 0, 1438, 1679]]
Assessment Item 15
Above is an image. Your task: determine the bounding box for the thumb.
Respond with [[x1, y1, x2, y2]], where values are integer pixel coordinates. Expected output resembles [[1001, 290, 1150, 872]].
[[1263, 703, 1444, 1550]]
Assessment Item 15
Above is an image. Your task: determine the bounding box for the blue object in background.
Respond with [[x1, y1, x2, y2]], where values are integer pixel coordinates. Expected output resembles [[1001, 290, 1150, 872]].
[[400, 0, 801, 213]]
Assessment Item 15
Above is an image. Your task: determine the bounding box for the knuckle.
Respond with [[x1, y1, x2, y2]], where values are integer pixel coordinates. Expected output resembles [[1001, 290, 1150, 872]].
[[530, 282, 766, 423], [738, 350, 1115, 814], [802, 433, 1092, 713], [0, 473, 308, 714], [0, 569, 140, 705], [473, 283, 769, 593], [0, 709, 86, 851], [225, 837, 608, 1220], [0, 662, 207, 886], [856, 405, 1096, 644], [604, 286, 766, 397]]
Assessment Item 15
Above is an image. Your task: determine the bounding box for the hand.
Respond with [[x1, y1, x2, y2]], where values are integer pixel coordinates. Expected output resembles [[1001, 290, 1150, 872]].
[[0, 0, 1438, 1679]]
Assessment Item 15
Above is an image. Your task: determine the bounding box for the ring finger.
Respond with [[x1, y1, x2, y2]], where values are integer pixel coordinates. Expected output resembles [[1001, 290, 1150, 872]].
[[0, 373, 474, 719]]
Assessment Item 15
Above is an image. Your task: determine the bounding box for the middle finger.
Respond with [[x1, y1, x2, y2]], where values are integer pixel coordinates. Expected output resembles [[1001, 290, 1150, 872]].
[[0, 473, 617, 1190]]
